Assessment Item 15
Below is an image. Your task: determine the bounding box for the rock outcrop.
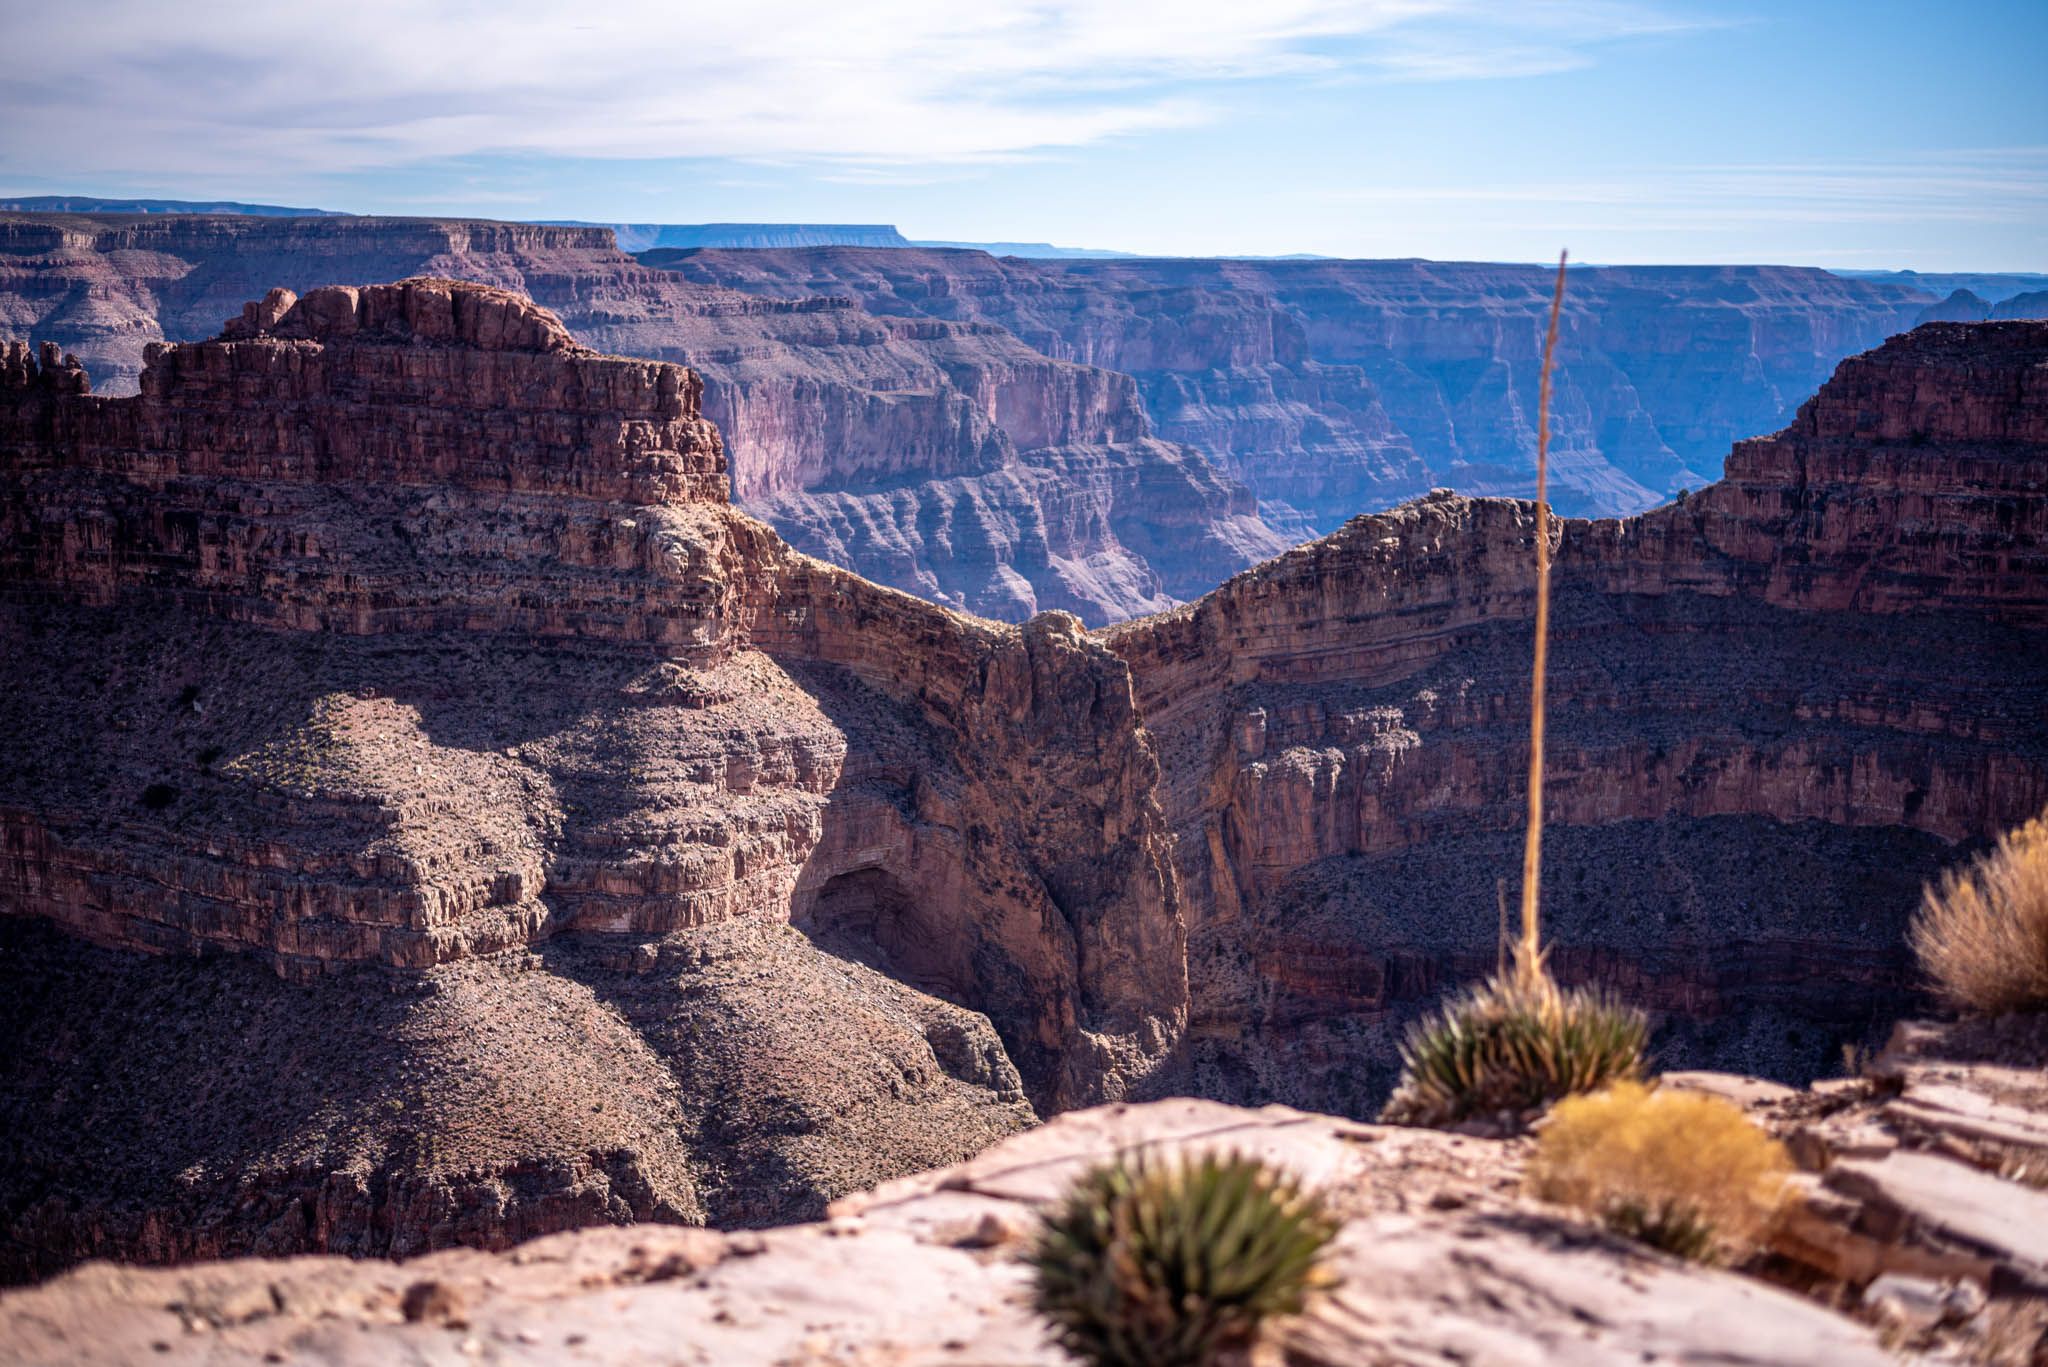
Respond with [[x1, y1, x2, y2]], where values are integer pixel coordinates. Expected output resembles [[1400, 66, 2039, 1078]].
[[1104, 321, 2048, 1110], [0, 1096, 1907, 1367], [0, 213, 1284, 624], [0, 279, 1185, 1281], [1994, 290, 2048, 321]]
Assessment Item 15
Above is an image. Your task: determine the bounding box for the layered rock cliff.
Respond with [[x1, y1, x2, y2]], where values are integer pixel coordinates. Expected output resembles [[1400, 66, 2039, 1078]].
[[1104, 320, 2048, 1111], [0, 279, 1185, 1281], [653, 249, 1944, 532], [3, 291, 2043, 1285], [0, 213, 1282, 624]]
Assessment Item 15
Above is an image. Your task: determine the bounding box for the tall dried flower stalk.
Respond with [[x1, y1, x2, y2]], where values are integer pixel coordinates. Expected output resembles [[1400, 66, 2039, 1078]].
[[1514, 250, 1569, 992]]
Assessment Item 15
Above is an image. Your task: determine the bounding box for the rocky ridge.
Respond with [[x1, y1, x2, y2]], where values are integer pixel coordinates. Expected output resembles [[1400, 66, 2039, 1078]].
[[0, 278, 1184, 1279], [0, 212, 1284, 624], [1103, 321, 2048, 1108]]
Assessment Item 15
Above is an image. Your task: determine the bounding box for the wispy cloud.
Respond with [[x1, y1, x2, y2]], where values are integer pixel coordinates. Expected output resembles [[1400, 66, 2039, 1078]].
[[0, 0, 1700, 184], [1325, 149, 2048, 232]]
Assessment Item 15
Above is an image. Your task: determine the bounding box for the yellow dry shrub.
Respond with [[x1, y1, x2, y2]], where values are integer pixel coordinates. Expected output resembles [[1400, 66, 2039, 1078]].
[[1530, 1081, 1791, 1263], [1910, 807, 2048, 1015]]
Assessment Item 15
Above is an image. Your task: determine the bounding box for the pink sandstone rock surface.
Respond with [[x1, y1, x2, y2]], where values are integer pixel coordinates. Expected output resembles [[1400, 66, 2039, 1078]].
[[0, 1096, 1907, 1366]]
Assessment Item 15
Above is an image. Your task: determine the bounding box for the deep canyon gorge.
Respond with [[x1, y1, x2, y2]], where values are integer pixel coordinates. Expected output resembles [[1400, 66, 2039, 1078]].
[[7, 211, 2040, 626], [0, 246, 2043, 1284]]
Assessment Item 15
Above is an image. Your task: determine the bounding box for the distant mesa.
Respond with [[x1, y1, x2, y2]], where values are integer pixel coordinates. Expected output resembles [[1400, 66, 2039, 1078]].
[[1837, 267, 2048, 306], [554, 221, 916, 251], [1993, 288, 2048, 320], [0, 194, 346, 217], [1914, 287, 1993, 325]]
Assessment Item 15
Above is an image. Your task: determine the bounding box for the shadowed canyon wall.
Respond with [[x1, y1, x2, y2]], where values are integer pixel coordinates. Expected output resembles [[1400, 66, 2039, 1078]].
[[0, 279, 1184, 1281], [1, 279, 2043, 1283]]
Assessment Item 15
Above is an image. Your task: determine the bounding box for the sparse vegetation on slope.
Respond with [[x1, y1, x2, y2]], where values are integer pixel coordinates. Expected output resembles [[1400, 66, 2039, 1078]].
[[1530, 1081, 1791, 1263], [1026, 1151, 1337, 1367], [1910, 805, 2048, 1015]]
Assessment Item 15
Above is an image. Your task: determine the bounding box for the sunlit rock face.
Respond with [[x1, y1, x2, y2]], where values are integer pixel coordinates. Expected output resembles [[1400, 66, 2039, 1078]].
[[648, 249, 1944, 531], [0, 213, 1288, 625]]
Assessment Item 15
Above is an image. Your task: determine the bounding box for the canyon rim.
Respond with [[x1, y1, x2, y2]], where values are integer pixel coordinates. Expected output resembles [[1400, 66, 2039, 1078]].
[[4, 2, 2047, 1360]]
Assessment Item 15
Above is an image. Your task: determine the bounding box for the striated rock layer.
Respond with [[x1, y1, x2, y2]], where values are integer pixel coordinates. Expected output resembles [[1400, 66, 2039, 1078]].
[[648, 249, 1947, 532], [0, 212, 1284, 625], [1105, 321, 2048, 1111], [2, 291, 2045, 1284], [0, 279, 1185, 1281]]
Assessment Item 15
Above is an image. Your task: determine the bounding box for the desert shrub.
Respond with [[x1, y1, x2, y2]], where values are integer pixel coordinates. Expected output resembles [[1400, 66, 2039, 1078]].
[[1910, 807, 2048, 1014], [1530, 1080, 1791, 1262], [1378, 971, 1646, 1129], [1025, 1150, 1338, 1367]]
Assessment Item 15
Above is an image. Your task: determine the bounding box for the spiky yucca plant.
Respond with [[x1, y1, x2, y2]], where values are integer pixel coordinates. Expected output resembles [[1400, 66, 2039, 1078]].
[[1378, 971, 1647, 1128], [1026, 1151, 1338, 1367]]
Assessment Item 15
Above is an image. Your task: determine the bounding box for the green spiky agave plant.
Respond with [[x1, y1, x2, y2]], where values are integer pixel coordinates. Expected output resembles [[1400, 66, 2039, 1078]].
[[1025, 1150, 1339, 1367], [1378, 973, 1647, 1129]]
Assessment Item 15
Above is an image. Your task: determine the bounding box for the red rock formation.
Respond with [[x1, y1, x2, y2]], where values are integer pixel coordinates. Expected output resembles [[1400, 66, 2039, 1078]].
[[0, 213, 1284, 624], [656, 249, 1940, 530], [2, 292, 2041, 1282], [1105, 322, 2048, 1109], [0, 279, 1184, 1280]]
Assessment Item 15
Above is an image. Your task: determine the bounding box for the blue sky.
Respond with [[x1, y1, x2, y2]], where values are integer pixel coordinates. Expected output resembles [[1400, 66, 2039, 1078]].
[[2, 0, 2042, 267]]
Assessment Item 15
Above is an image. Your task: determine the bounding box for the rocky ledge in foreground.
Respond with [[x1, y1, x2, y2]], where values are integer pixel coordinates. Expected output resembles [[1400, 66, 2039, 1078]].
[[11, 1015, 2043, 1366], [0, 1099, 1887, 1367]]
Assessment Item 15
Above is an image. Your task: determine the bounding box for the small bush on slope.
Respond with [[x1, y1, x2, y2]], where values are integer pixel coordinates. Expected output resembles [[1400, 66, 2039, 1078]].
[[1530, 1080, 1791, 1263], [1025, 1151, 1338, 1367], [1379, 971, 1647, 1129], [1911, 806, 2048, 1014]]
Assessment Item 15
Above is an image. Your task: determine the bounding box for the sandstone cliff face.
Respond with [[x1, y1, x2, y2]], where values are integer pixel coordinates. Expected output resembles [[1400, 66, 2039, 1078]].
[[656, 250, 1939, 533], [0, 214, 1283, 625], [3, 288, 2043, 1284], [0, 280, 1185, 1280], [1104, 321, 2048, 1110]]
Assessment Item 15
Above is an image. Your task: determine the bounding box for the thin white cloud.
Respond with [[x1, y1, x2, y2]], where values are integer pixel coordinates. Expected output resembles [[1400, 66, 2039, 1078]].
[[1325, 150, 2048, 230], [0, 0, 1699, 182]]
